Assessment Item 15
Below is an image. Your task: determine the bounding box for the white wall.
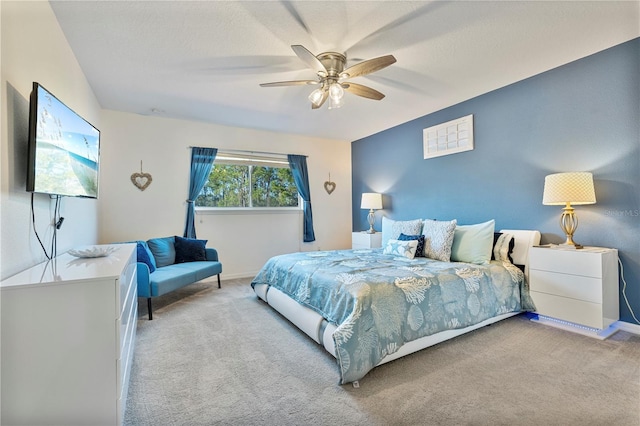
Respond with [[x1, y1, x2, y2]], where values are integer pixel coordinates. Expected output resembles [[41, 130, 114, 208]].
[[98, 110, 352, 279], [1, 1, 101, 279]]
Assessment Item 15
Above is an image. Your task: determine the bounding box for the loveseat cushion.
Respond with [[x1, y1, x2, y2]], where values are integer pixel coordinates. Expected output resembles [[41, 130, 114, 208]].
[[149, 264, 198, 296], [147, 236, 176, 267], [190, 261, 223, 281], [149, 262, 222, 297]]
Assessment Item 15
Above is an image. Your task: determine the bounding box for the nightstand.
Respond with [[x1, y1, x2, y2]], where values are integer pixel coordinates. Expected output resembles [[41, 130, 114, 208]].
[[528, 246, 619, 338], [352, 232, 382, 249]]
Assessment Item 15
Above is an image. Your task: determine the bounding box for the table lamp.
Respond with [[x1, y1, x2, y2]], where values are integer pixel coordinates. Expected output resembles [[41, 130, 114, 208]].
[[542, 172, 596, 249], [361, 193, 383, 234]]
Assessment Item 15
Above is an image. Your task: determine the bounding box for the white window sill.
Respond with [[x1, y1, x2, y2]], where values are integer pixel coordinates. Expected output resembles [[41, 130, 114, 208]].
[[196, 208, 302, 216]]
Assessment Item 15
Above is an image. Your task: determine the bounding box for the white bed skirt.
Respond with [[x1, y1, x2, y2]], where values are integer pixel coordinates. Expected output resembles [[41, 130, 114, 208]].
[[254, 283, 519, 366]]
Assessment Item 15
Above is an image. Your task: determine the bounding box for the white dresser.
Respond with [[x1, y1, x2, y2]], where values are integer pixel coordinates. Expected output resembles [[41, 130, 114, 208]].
[[1, 244, 137, 425], [352, 231, 382, 249], [528, 246, 619, 334]]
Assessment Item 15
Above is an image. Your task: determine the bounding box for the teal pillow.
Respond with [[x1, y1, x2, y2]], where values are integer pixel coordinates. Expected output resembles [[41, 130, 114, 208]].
[[147, 236, 176, 267], [450, 219, 495, 265]]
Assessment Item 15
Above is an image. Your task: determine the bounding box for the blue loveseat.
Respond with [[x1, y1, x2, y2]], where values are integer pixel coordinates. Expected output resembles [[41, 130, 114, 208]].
[[133, 236, 222, 320]]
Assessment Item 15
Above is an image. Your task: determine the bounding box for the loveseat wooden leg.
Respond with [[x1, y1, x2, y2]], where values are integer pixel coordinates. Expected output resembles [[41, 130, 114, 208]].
[[217, 274, 221, 289], [147, 298, 153, 320]]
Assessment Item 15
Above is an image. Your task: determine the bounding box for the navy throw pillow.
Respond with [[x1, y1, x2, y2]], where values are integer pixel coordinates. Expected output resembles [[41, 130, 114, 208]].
[[174, 236, 207, 263], [136, 241, 156, 273], [398, 233, 426, 257]]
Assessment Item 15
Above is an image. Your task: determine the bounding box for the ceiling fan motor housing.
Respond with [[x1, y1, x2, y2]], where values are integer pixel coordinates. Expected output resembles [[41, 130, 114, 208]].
[[317, 52, 346, 80]]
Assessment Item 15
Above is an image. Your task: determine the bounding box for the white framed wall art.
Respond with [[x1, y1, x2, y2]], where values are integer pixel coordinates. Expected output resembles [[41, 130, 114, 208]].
[[423, 114, 474, 159]]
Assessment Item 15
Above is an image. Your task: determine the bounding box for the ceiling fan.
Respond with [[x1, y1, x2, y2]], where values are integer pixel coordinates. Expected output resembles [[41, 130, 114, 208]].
[[260, 45, 396, 110]]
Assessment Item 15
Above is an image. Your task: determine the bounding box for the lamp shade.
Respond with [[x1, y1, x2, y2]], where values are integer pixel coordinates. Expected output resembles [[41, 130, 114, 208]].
[[361, 193, 382, 210], [542, 172, 596, 205]]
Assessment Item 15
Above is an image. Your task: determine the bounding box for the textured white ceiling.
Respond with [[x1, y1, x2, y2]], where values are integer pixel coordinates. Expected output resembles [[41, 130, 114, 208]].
[[49, 1, 639, 142]]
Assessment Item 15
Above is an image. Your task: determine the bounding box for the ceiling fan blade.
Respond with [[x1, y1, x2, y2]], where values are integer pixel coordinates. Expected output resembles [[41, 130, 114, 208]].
[[340, 55, 396, 79], [344, 2, 443, 52], [291, 45, 327, 76], [282, 2, 313, 36], [342, 82, 385, 100], [311, 90, 329, 109], [260, 80, 318, 87]]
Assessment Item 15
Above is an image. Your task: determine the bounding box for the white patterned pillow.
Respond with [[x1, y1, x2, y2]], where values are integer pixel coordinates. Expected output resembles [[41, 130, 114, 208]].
[[493, 232, 515, 262], [421, 219, 457, 261], [383, 239, 419, 259], [381, 217, 423, 247]]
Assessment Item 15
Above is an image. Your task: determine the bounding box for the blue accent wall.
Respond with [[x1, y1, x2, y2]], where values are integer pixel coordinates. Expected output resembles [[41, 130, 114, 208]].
[[352, 38, 640, 324]]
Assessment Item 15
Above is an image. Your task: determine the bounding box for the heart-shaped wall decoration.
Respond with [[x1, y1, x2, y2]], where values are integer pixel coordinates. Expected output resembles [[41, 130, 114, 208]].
[[131, 172, 153, 191], [324, 180, 336, 195]]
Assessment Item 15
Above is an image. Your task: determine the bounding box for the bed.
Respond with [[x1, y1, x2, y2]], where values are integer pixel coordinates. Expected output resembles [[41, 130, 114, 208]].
[[252, 225, 540, 384]]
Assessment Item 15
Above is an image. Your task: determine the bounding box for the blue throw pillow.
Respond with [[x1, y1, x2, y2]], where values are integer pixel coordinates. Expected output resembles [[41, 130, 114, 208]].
[[147, 236, 176, 267], [398, 233, 426, 257], [174, 236, 207, 263], [136, 241, 156, 273]]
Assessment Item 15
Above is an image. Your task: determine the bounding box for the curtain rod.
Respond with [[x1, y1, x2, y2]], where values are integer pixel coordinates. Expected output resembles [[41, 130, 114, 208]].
[[188, 146, 307, 158]]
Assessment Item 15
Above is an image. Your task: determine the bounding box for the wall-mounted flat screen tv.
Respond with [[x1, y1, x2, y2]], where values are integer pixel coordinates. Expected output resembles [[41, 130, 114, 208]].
[[27, 82, 100, 198]]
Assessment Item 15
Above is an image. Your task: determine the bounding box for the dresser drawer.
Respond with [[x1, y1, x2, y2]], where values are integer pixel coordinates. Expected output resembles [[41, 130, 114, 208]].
[[118, 248, 137, 317], [530, 291, 604, 329], [529, 247, 604, 278], [529, 269, 602, 304], [119, 278, 137, 353]]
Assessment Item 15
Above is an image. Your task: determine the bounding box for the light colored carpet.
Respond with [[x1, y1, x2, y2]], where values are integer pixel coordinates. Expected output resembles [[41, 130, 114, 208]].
[[124, 278, 640, 425]]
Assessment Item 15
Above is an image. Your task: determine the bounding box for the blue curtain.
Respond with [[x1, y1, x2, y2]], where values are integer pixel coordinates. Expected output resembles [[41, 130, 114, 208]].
[[288, 154, 315, 242], [184, 147, 217, 238]]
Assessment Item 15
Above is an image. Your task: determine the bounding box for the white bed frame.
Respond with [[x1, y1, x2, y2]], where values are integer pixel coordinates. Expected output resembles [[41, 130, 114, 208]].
[[253, 229, 541, 373]]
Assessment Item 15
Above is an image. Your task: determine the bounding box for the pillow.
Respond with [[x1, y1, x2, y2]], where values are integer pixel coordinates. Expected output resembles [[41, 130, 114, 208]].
[[398, 233, 426, 257], [147, 236, 176, 267], [492, 232, 515, 263], [174, 236, 208, 263], [450, 220, 495, 265], [136, 241, 156, 273], [421, 219, 457, 261], [383, 239, 419, 259], [381, 217, 423, 247]]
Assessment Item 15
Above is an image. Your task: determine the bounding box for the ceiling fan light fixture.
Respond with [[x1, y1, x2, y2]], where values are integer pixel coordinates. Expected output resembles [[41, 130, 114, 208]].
[[329, 82, 344, 101], [308, 88, 325, 106], [328, 95, 344, 110]]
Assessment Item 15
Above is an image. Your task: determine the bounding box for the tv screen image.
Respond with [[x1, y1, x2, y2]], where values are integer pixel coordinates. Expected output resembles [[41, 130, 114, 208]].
[[27, 82, 100, 198]]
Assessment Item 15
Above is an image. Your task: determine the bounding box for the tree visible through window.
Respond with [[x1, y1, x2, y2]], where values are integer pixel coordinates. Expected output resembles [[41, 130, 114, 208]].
[[195, 154, 299, 208]]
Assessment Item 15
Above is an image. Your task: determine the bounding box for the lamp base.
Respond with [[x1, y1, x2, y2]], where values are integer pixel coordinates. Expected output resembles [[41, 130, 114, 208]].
[[366, 209, 376, 234], [559, 205, 583, 249], [365, 229, 377, 234], [558, 243, 583, 250]]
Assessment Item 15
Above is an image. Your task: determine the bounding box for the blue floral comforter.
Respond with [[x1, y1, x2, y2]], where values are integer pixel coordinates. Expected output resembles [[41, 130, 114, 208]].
[[251, 249, 533, 384]]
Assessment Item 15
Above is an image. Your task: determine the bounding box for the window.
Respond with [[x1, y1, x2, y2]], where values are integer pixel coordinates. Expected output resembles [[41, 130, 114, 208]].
[[195, 152, 299, 209]]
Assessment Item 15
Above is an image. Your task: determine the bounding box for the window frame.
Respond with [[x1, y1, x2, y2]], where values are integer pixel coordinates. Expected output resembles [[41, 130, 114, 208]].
[[195, 151, 302, 214]]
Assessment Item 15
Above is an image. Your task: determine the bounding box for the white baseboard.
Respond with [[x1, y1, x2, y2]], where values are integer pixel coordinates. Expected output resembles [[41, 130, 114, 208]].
[[615, 320, 640, 335], [219, 272, 259, 281]]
